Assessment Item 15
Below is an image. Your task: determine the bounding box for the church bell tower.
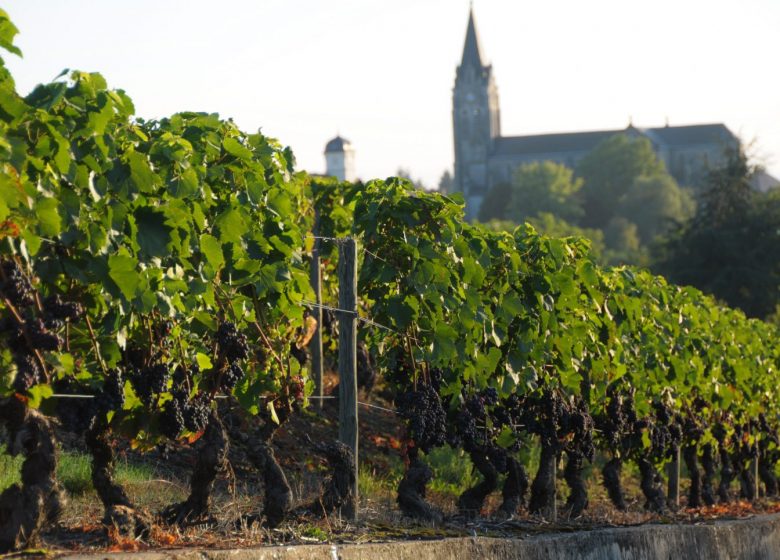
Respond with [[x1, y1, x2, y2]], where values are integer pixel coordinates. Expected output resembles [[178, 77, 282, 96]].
[[452, 7, 501, 219]]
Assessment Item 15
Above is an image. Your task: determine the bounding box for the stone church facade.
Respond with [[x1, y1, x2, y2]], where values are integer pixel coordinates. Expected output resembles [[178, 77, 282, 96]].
[[452, 9, 739, 219]]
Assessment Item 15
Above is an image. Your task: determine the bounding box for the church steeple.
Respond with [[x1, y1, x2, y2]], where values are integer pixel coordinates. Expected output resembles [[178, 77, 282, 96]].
[[452, 6, 501, 219], [461, 7, 484, 69]]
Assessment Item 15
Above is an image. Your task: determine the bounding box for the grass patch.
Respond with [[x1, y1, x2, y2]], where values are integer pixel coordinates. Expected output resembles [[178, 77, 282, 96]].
[[426, 445, 480, 497], [0, 445, 156, 496], [359, 461, 402, 499]]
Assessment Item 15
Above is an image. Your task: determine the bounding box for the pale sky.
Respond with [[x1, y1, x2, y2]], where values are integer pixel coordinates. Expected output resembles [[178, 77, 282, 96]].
[[3, 0, 780, 188]]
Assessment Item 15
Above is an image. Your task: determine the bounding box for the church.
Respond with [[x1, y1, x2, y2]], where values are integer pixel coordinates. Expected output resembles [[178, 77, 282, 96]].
[[452, 9, 740, 219]]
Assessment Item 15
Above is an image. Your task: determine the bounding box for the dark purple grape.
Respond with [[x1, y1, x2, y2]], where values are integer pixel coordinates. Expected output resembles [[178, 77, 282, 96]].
[[1, 259, 34, 309], [220, 362, 244, 392], [160, 398, 185, 439], [96, 368, 125, 413], [28, 317, 63, 351], [183, 394, 211, 432], [216, 321, 249, 362], [12, 353, 42, 393], [42, 294, 83, 321]]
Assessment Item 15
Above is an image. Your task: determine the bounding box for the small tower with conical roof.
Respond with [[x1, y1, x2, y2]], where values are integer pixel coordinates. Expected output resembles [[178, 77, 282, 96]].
[[452, 7, 501, 218], [324, 135, 356, 182]]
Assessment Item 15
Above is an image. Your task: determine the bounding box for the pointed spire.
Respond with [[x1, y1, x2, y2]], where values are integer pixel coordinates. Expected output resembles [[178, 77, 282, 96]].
[[461, 6, 484, 69]]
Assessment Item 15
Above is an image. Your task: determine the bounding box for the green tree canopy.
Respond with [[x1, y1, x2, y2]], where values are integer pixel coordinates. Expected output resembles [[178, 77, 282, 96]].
[[478, 181, 512, 221], [577, 134, 666, 228], [653, 148, 780, 319], [478, 161, 583, 223], [616, 174, 695, 244]]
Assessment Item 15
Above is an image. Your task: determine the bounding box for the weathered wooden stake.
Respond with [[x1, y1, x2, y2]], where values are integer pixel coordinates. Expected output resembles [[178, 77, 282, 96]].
[[754, 436, 760, 500], [309, 211, 324, 411], [551, 453, 558, 522], [667, 446, 680, 508], [337, 238, 358, 520]]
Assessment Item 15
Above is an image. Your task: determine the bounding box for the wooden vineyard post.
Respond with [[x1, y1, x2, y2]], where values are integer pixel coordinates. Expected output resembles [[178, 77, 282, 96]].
[[754, 433, 760, 501], [551, 454, 557, 522], [338, 238, 358, 520], [667, 446, 680, 508], [309, 211, 324, 411]]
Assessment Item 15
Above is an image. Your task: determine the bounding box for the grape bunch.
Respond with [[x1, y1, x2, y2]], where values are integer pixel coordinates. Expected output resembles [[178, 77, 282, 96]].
[[28, 317, 63, 351], [397, 382, 447, 453], [160, 397, 185, 440], [217, 321, 249, 362], [96, 368, 125, 414], [11, 354, 42, 393], [182, 393, 211, 433], [130, 361, 170, 406], [42, 294, 83, 321], [0, 259, 34, 309], [0, 260, 81, 396], [220, 363, 244, 392]]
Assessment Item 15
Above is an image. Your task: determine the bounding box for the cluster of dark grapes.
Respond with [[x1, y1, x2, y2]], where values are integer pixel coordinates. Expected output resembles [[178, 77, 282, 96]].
[[159, 365, 211, 439], [524, 390, 568, 446], [217, 321, 249, 361], [648, 400, 682, 460], [451, 388, 498, 452], [42, 294, 83, 324], [599, 386, 638, 450], [129, 361, 171, 406], [396, 382, 447, 453], [1, 258, 34, 308], [0, 259, 80, 394], [215, 321, 248, 393], [96, 368, 125, 414]]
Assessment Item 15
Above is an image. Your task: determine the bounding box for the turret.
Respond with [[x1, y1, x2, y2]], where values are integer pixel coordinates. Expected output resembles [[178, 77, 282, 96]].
[[324, 135, 356, 182]]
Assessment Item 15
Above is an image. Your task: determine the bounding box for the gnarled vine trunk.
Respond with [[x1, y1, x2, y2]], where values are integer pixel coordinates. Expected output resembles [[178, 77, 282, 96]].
[[528, 442, 557, 517], [683, 444, 701, 508], [307, 440, 354, 518], [457, 448, 499, 518], [637, 457, 665, 512], [0, 398, 65, 552], [701, 443, 717, 506], [397, 456, 443, 523], [602, 457, 626, 511], [718, 442, 735, 502], [163, 410, 228, 525], [758, 445, 779, 498], [85, 414, 151, 537], [563, 450, 588, 519], [497, 456, 527, 519]]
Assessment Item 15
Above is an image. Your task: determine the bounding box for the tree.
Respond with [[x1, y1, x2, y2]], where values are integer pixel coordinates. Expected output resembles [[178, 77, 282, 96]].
[[653, 148, 780, 319], [478, 161, 583, 223], [616, 174, 695, 244], [507, 161, 584, 223], [478, 182, 512, 221], [577, 134, 666, 229], [603, 217, 644, 265], [438, 170, 453, 194]]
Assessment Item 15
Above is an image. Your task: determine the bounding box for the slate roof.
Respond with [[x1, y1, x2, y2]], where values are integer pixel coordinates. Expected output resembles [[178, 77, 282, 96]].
[[643, 124, 736, 146], [492, 129, 617, 157], [492, 124, 737, 157]]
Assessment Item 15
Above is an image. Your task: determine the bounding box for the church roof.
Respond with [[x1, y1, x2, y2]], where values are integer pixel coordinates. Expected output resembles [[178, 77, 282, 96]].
[[324, 135, 351, 154], [643, 124, 736, 146], [460, 8, 484, 68], [492, 124, 737, 157], [492, 129, 616, 157]]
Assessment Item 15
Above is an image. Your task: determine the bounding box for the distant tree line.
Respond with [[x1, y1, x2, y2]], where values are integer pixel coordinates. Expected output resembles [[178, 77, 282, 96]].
[[477, 134, 780, 323]]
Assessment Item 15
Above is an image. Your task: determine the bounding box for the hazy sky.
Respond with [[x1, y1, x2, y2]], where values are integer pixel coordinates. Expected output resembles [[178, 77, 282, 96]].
[[3, 0, 779, 188]]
